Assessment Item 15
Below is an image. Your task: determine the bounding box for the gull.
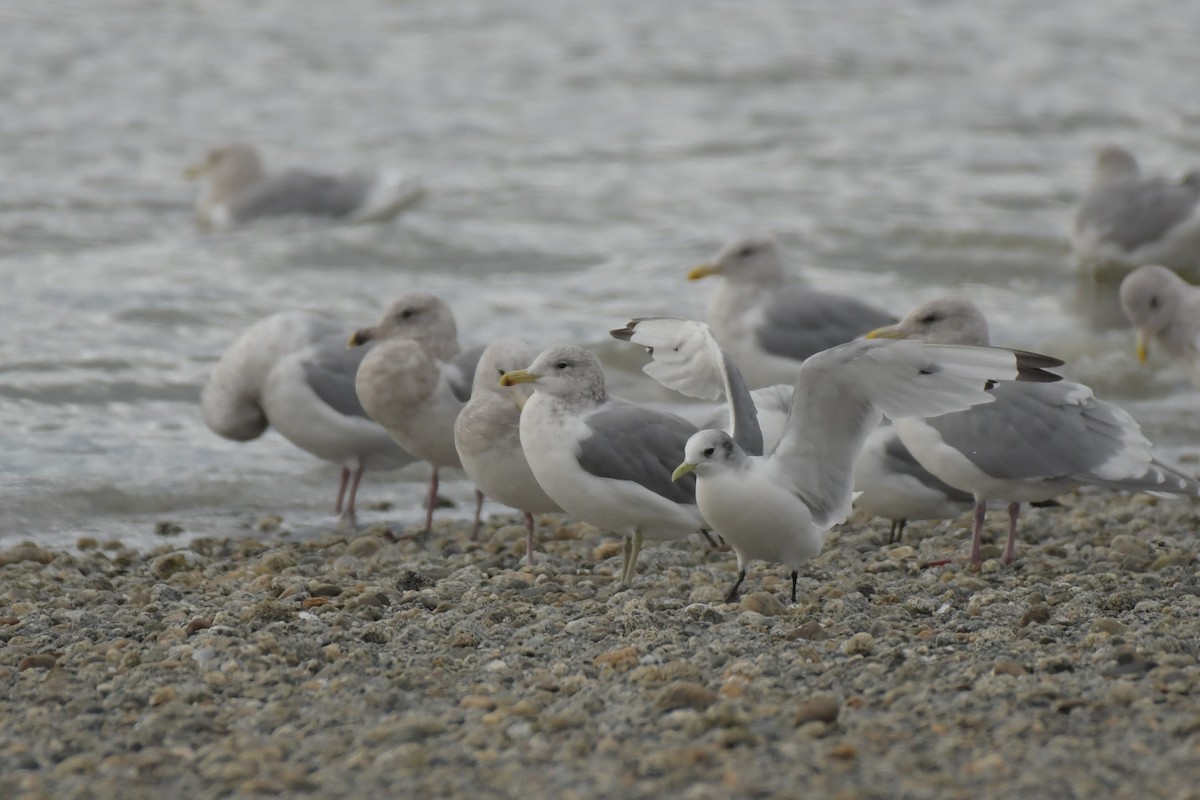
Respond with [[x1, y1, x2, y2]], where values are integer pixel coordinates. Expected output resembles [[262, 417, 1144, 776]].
[[185, 142, 424, 231], [611, 317, 973, 545], [852, 424, 974, 543], [350, 293, 485, 537], [671, 336, 1065, 602], [867, 297, 1200, 564], [454, 338, 561, 565], [500, 346, 705, 587], [202, 310, 414, 529], [1071, 144, 1200, 280], [1119, 264, 1200, 386], [687, 235, 894, 388]]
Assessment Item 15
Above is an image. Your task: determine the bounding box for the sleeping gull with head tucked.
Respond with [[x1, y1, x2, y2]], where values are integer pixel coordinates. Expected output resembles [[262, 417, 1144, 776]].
[[351, 293, 485, 538], [1119, 264, 1200, 387], [1071, 144, 1200, 280], [868, 296, 1200, 565], [500, 345, 705, 587], [667, 330, 1063, 602], [186, 142, 424, 231], [202, 310, 415, 530], [454, 338, 561, 565], [687, 235, 895, 388]]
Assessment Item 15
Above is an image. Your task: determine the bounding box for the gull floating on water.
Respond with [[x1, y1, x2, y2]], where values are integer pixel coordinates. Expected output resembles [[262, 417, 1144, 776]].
[[867, 296, 1200, 565], [501, 345, 705, 587], [202, 310, 414, 529], [454, 338, 561, 565], [687, 235, 894, 388], [1071, 144, 1200, 281], [671, 335, 1064, 602], [1119, 264, 1200, 387], [351, 293, 484, 537], [185, 142, 424, 231]]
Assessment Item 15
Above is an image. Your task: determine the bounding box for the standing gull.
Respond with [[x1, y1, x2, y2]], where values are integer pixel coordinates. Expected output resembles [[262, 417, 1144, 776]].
[[1071, 144, 1200, 280], [687, 235, 895, 388], [185, 143, 424, 231], [867, 297, 1200, 565], [454, 339, 561, 565], [611, 317, 972, 544], [202, 311, 414, 529], [351, 293, 485, 537], [671, 337, 1064, 602], [500, 346, 705, 587], [1119, 264, 1200, 386]]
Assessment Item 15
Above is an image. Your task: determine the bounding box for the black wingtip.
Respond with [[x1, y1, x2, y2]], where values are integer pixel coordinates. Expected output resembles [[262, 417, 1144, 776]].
[[609, 317, 654, 342], [1012, 349, 1064, 383]]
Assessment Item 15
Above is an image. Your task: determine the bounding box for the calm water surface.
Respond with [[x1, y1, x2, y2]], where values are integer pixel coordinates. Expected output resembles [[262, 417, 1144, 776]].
[[3, 0, 1200, 549]]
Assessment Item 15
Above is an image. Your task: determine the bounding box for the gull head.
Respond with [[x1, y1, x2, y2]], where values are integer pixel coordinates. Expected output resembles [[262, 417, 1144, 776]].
[[673, 429, 745, 481], [1094, 144, 1140, 182], [184, 143, 265, 192], [1120, 265, 1184, 362], [865, 296, 991, 346], [473, 338, 538, 405], [500, 345, 607, 404], [689, 235, 787, 285], [349, 292, 459, 359]]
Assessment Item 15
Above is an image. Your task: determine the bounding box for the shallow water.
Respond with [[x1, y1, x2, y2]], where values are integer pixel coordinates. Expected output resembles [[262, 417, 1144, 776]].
[[4, 0, 1200, 549]]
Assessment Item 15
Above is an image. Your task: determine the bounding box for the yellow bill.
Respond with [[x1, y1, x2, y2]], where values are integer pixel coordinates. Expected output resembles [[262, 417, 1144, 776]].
[[687, 263, 720, 281], [500, 369, 538, 387], [671, 462, 695, 481]]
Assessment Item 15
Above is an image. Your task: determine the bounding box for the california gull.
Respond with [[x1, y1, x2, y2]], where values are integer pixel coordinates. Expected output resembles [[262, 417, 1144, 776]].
[[500, 345, 705, 587], [351, 293, 485, 537], [687, 235, 895, 388], [1119, 264, 1200, 386], [454, 338, 561, 565], [1071, 144, 1200, 280], [185, 142, 424, 231], [671, 337, 1064, 602], [202, 310, 414, 529], [868, 296, 1200, 564]]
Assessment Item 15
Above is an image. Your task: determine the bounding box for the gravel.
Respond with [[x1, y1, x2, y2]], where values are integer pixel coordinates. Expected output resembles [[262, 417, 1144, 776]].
[[3, 491, 1200, 798]]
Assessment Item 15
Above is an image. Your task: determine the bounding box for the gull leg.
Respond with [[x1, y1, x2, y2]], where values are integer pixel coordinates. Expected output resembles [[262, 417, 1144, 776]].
[[523, 511, 537, 567], [619, 535, 634, 586], [336, 463, 366, 532], [969, 500, 987, 565], [335, 467, 350, 514], [422, 468, 439, 535], [888, 518, 908, 545], [1002, 501, 1021, 564], [470, 489, 484, 541], [790, 570, 798, 604], [621, 531, 644, 586], [699, 529, 719, 548], [725, 569, 746, 603]]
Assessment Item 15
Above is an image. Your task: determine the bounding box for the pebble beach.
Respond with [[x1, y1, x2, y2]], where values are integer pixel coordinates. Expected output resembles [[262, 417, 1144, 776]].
[[4, 490, 1200, 799]]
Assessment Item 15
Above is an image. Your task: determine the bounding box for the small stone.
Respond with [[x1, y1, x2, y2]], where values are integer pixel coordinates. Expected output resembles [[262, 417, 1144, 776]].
[[655, 681, 716, 712], [151, 553, 190, 580], [592, 541, 623, 561], [1109, 534, 1153, 561], [309, 583, 342, 598], [828, 743, 857, 760], [185, 618, 212, 636], [1018, 603, 1051, 628], [155, 521, 184, 537], [460, 695, 497, 711], [347, 537, 382, 559], [0, 616, 19, 626], [0, 543, 56, 566], [240, 600, 291, 625], [887, 545, 916, 560], [594, 646, 638, 671], [796, 620, 827, 641], [150, 687, 177, 706], [76, 537, 99, 550], [1092, 618, 1127, 635], [302, 597, 329, 609], [993, 658, 1028, 677], [740, 592, 787, 616], [256, 514, 284, 533], [841, 632, 874, 656], [19, 653, 58, 670], [793, 696, 840, 725]]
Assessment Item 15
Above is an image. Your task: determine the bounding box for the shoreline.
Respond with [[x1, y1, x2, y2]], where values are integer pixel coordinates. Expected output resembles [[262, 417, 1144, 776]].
[[3, 490, 1199, 798]]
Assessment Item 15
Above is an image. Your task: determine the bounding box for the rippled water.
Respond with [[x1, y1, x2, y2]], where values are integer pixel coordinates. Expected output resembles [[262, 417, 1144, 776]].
[[4, 0, 1200, 549]]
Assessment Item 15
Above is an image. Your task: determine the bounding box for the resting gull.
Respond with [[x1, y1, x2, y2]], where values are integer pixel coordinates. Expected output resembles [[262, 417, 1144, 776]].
[[671, 336, 1064, 602], [1071, 144, 1200, 280], [185, 142, 424, 231], [1119, 264, 1200, 386], [351, 293, 485, 537], [454, 338, 561, 565], [500, 345, 705, 587], [867, 297, 1200, 564], [687, 235, 895, 388], [202, 310, 415, 529]]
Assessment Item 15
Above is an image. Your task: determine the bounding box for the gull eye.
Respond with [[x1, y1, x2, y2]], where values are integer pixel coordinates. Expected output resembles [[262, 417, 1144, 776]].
[[920, 313, 939, 325], [703, 447, 715, 457], [398, 308, 415, 320], [737, 245, 756, 258], [497, 367, 506, 375], [554, 361, 569, 370], [1149, 296, 1160, 310]]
